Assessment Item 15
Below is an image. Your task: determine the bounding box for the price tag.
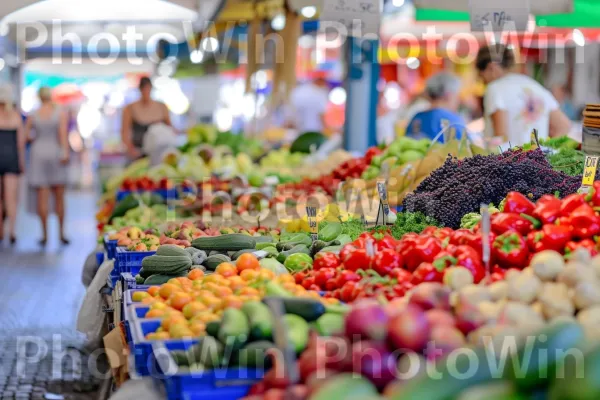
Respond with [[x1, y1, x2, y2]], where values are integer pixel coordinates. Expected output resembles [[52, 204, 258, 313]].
[[469, 0, 530, 32], [376, 179, 390, 225], [320, 0, 381, 37], [306, 206, 318, 240], [581, 156, 599, 191]]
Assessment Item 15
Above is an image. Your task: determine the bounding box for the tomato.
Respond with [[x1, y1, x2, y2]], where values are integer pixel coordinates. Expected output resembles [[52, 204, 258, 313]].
[[314, 268, 336, 289], [371, 248, 401, 276], [340, 281, 359, 303], [294, 271, 307, 285], [313, 253, 340, 271], [215, 263, 238, 277], [309, 284, 321, 291], [390, 268, 412, 283], [376, 235, 397, 251], [343, 249, 372, 272], [302, 276, 316, 290], [336, 269, 361, 287]]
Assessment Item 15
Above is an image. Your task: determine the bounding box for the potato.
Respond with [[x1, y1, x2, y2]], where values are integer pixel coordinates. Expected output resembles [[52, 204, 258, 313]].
[[530, 250, 565, 281], [505, 269, 522, 282], [571, 248, 593, 264], [557, 262, 597, 288], [478, 301, 502, 322], [591, 255, 600, 280], [577, 305, 600, 326], [467, 324, 521, 349], [573, 281, 600, 310], [489, 281, 508, 302], [548, 315, 576, 326], [457, 284, 492, 306], [443, 266, 474, 291], [538, 282, 574, 320], [507, 273, 542, 304], [501, 301, 545, 326]]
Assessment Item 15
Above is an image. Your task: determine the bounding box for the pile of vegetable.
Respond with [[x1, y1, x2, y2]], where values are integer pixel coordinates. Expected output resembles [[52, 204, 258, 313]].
[[404, 148, 581, 228]]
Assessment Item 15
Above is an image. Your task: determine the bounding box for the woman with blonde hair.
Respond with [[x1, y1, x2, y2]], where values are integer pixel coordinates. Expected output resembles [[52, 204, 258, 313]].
[[24, 86, 70, 245], [0, 84, 25, 244]]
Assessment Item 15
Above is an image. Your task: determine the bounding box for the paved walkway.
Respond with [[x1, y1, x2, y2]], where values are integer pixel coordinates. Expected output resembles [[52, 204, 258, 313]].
[[0, 190, 102, 399]]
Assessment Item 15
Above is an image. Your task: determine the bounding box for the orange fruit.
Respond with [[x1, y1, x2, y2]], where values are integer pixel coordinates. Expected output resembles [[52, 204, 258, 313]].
[[141, 297, 156, 305], [203, 274, 226, 284], [238, 287, 260, 297], [258, 269, 275, 280], [159, 283, 180, 300], [177, 277, 193, 287], [240, 269, 259, 282], [169, 322, 194, 339], [210, 285, 233, 298], [197, 295, 222, 309], [276, 274, 294, 284], [150, 302, 168, 310], [161, 315, 186, 331], [188, 269, 205, 281], [191, 312, 220, 324], [227, 276, 246, 291], [132, 291, 150, 302], [216, 262, 238, 277], [189, 322, 206, 336], [145, 309, 166, 318], [153, 332, 171, 340], [170, 292, 193, 311], [168, 278, 183, 286], [236, 253, 260, 272], [222, 295, 244, 309], [147, 286, 160, 297], [182, 301, 208, 319]]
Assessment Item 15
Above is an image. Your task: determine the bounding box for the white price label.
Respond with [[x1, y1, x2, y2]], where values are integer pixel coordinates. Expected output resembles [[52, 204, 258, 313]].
[[320, 0, 381, 37], [469, 0, 530, 32]]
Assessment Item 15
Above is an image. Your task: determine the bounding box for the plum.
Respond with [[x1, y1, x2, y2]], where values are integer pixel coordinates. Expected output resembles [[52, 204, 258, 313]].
[[424, 309, 456, 327], [387, 305, 430, 352], [351, 341, 397, 390], [345, 300, 389, 342], [408, 283, 451, 311]]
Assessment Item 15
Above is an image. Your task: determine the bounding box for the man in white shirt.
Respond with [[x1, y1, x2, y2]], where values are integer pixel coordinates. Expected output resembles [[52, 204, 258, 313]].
[[287, 76, 329, 133], [476, 45, 571, 146]]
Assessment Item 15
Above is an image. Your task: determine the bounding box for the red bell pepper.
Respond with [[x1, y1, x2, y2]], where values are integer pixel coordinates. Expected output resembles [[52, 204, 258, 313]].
[[342, 248, 372, 271], [570, 203, 600, 239], [401, 235, 443, 272], [462, 232, 497, 258], [432, 227, 454, 241], [491, 213, 534, 236], [364, 146, 382, 164], [492, 232, 529, 269], [450, 229, 473, 245], [526, 224, 572, 253], [371, 248, 402, 276], [533, 195, 562, 225], [503, 192, 536, 216], [454, 245, 486, 283], [587, 181, 600, 207], [433, 251, 458, 269], [313, 252, 341, 271], [411, 260, 445, 284], [560, 193, 586, 217], [420, 226, 439, 236], [374, 233, 398, 251], [565, 239, 598, 257]]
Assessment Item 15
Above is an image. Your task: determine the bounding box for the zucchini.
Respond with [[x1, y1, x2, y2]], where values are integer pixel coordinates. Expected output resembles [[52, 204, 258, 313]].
[[185, 247, 207, 265], [144, 273, 185, 285], [310, 240, 330, 257], [318, 223, 342, 242], [335, 234, 352, 246], [254, 236, 275, 244], [139, 267, 152, 279], [157, 245, 191, 258], [186, 336, 224, 369], [141, 255, 192, 274], [260, 246, 279, 257], [206, 320, 220, 337], [284, 314, 310, 353], [108, 195, 139, 222], [241, 301, 273, 341], [192, 234, 257, 251], [202, 254, 231, 271], [256, 242, 276, 250], [264, 296, 326, 322], [218, 308, 250, 350], [276, 244, 310, 264]]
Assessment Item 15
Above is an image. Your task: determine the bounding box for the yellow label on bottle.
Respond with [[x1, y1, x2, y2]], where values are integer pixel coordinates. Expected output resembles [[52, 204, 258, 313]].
[[582, 156, 599, 187]]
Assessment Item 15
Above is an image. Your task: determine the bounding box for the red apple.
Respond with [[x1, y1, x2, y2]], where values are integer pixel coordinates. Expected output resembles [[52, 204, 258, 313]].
[[408, 282, 451, 311], [425, 309, 456, 327], [454, 307, 486, 336], [344, 300, 389, 342], [387, 305, 430, 352], [351, 341, 397, 390], [428, 325, 466, 361]]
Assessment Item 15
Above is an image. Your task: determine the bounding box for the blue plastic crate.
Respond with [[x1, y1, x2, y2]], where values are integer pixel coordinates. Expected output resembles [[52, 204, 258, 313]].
[[121, 272, 152, 291], [116, 188, 194, 202], [96, 252, 105, 267], [152, 341, 264, 400], [124, 289, 153, 307], [115, 247, 156, 277], [103, 235, 119, 260]]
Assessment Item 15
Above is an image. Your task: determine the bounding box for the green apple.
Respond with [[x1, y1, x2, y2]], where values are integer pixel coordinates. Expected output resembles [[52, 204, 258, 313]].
[[399, 150, 424, 164], [371, 155, 384, 167]]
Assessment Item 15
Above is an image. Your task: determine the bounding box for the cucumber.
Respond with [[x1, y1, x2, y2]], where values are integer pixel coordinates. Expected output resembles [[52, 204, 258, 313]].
[[206, 320, 220, 337], [186, 336, 224, 369], [284, 314, 310, 353], [254, 236, 275, 244], [141, 255, 192, 274], [276, 244, 310, 264], [218, 308, 250, 350], [157, 245, 191, 258], [506, 321, 585, 391], [139, 267, 152, 279], [265, 296, 326, 322], [144, 273, 185, 285], [202, 254, 231, 271], [192, 234, 256, 251], [241, 301, 273, 341], [325, 303, 351, 315], [237, 341, 275, 369], [310, 240, 331, 257], [256, 242, 276, 250], [318, 223, 342, 242], [260, 246, 279, 257]]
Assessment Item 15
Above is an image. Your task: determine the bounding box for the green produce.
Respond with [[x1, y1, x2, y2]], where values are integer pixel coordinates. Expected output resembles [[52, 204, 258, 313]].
[[265, 296, 326, 322], [265, 281, 292, 297], [284, 314, 310, 353], [314, 313, 345, 336], [390, 212, 442, 240], [325, 303, 350, 315], [171, 350, 192, 366], [134, 274, 144, 284], [290, 131, 326, 153], [319, 219, 365, 241], [109, 195, 140, 222], [319, 245, 342, 254], [192, 234, 257, 251], [283, 253, 313, 273], [456, 382, 524, 400], [253, 236, 275, 243], [310, 240, 333, 256], [310, 374, 378, 400], [184, 336, 224, 369], [256, 242, 276, 250], [237, 341, 275, 369], [144, 274, 184, 285], [259, 246, 278, 257], [276, 244, 310, 264], [202, 254, 231, 271], [206, 321, 220, 337], [460, 204, 499, 229], [541, 136, 580, 150], [276, 233, 312, 250], [318, 223, 342, 242], [506, 321, 584, 391], [241, 301, 273, 340], [546, 147, 590, 177], [258, 258, 287, 275], [335, 234, 352, 246], [218, 308, 250, 350], [231, 249, 257, 260], [157, 245, 191, 257], [141, 255, 192, 274], [550, 343, 600, 400], [138, 267, 152, 279]]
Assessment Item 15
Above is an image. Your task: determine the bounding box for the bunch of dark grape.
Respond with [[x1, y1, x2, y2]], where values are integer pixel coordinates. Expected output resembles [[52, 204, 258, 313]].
[[403, 148, 581, 228]]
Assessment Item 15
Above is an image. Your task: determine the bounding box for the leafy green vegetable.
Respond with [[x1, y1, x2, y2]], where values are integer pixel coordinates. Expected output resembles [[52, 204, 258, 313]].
[[460, 213, 481, 229], [546, 148, 586, 177], [541, 136, 580, 150], [320, 219, 365, 241], [390, 212, 441, 240]]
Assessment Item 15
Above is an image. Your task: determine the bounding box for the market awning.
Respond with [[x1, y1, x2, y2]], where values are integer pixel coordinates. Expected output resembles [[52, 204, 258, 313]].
[[414, 0, 600, 28]]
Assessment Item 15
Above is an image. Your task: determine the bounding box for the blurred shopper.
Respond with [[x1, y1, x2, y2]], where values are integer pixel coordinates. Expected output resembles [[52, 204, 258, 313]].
[[24, 87, 70, 246], [551, 84, 579, 121], [121, 77, 171, 160], [287, 74, 330, 133], [476, 45, 571, 145], [0, 84, 25, 244], [406, 72, 465, 142]]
